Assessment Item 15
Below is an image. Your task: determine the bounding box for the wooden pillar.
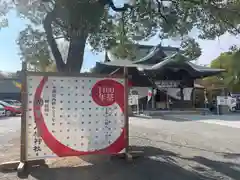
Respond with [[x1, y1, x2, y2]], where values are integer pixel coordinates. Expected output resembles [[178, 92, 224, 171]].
[[192, 87, 196, 108], [166, 90, 169, 109], [151, 88, 155, 109], [20, 62, 27, 164], [17, 61, 28, 173], [123, 67, 129, 154]]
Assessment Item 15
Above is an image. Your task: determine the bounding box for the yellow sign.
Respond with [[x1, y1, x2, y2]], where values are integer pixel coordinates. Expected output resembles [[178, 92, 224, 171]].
[[12, 81, 22, 89]]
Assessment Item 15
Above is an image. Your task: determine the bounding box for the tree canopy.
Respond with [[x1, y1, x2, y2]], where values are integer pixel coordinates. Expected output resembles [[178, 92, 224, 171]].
[[5, 0, 240, 72], [202, 46, 240, 92], [0, 0, 11, 30]]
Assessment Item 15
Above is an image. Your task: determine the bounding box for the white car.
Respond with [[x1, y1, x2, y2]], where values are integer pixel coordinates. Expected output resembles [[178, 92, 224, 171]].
[[229, 104, 237, 112], [228, 98, 237, 112], [0, 104, 5, 116]]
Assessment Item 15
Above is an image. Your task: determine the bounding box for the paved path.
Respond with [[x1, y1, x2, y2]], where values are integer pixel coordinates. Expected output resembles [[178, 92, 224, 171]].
[[200, 120, 240, 129], [0, 116, 20, 163], [0, 116, 21, 143], [0, 116, 240, 180], [167, 114, 240, 129]]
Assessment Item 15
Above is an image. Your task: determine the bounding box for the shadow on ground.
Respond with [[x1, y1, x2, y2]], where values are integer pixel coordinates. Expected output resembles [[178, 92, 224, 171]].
[[160, 114, 240, 122], [0, 116, 12, 120], [223, 153, 240, 159], [28, 146, 240, 180]]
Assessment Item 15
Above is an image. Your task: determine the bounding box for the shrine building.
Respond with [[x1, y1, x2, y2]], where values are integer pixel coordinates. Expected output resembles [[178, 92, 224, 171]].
[[93, 44, 225, 110]]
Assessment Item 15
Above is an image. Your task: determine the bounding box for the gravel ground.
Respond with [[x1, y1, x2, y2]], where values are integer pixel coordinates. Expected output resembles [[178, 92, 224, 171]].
[[0, 116, 20, 164], [0, 116, 240, 180]]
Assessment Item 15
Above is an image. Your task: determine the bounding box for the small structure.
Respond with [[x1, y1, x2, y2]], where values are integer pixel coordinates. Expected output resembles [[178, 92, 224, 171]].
[[216, 96, 237, 114], [93, 44, 225, 110]]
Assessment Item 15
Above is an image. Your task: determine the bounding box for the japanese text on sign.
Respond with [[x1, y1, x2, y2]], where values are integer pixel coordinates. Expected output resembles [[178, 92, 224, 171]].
[[52, 86, 56, 122], [98, 87, 115, 103], [156, 80, 180, 88]]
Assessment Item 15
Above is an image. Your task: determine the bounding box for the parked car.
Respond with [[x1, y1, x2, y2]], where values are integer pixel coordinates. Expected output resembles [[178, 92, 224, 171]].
[[0, 100, 21, 116], [2, 99, 21, 106], [0, 104, 5, 116]]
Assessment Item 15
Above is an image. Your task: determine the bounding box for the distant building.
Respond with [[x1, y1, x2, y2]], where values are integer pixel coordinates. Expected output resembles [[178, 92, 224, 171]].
[[0, 72, 21, 101], [0, 78, 21, 101]]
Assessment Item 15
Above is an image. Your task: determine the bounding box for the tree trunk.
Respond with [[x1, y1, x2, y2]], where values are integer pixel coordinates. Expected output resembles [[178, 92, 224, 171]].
[[43, 10, 66, 72], [43, 1, 106, 73], [43, 8, 89, 73], [66, 33, 88, 72]]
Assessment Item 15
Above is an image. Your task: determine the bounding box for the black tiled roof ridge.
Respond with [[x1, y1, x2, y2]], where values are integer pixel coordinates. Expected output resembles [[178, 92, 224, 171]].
[[107, 43, 180, 51]]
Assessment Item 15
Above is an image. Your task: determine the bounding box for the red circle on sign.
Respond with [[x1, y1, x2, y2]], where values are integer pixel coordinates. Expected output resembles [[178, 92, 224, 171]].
[[92, 79, 119, 106], [33, 77, 125, 157]]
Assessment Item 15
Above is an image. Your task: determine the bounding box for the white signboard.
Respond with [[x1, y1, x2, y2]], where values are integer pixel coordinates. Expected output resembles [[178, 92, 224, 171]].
[[217, 96, 237, 114], [217, 96, 236, 106], [26, 75, 126, 159], [217, 96, 228, 105], [129, 87, 149, 99], [156, 80, 180, 88], [128, 95, 138, 105]]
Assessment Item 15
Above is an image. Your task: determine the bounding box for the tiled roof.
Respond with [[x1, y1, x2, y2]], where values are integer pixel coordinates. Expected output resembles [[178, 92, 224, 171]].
[[106, 44, 179, 63], [187, 62, 225, 72]]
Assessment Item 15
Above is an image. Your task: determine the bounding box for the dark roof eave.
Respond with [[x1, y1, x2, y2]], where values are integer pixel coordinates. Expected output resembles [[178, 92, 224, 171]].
[[96, 61, 226, 76], [192, 71, 225, 79], [186, 62, 226, 73]]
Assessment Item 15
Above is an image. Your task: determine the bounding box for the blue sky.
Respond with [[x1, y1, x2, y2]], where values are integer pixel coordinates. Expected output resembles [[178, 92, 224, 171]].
[[0, 10, 240, 72]]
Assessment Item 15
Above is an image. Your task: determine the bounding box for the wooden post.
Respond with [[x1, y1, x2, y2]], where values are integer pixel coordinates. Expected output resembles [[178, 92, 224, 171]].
[[151, 88, 155, 109], [123, 67, 143, 161], [192, 87, 195, 108], [18, 61, 28, 173], [111, 67, 143, 161], [123, 67, 130, 156], [166, 91, 169, 109], [0, 62, 45, 173]]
